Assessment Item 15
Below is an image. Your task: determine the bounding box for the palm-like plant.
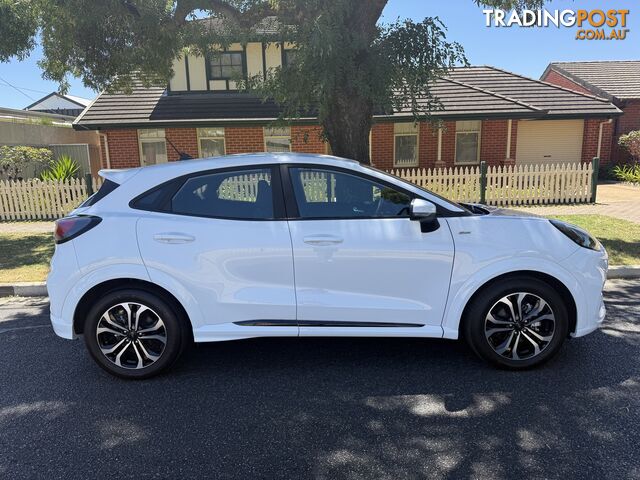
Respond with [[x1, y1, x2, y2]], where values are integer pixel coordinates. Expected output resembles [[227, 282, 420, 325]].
[[40, 155, 80, 181]]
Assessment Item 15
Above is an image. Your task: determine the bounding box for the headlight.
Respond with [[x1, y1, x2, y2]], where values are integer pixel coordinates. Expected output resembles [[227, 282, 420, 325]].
[[549, 219, 601, 251]]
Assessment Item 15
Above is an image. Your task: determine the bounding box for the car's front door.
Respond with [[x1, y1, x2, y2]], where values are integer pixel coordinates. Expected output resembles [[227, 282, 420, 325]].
[[136, 165, 297, 340], [285, 166, 455, 336]]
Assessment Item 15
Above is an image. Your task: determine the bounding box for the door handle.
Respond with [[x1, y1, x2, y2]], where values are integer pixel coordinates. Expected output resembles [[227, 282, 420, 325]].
[[153, 233, 195, 244], [303, 234, 344, 246]]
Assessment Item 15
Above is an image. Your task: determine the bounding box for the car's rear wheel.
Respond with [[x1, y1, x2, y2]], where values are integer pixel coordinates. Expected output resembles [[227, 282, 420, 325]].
[[463, 277, 569, 369], [84, 289, 187, 379]]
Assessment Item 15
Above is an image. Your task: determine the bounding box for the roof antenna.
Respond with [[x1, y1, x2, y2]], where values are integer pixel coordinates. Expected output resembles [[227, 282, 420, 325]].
[[165, 136, 193, 160]]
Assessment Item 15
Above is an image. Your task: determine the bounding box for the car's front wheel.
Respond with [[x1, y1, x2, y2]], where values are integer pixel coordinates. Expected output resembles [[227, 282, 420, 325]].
[[463, 277, 569, 369], [84, 289, 187, 379]]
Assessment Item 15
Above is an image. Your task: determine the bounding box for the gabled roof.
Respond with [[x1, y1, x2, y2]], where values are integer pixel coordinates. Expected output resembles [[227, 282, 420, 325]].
[[74, 65, 621, 130], [25, 92, 92, 111], [447, 66, 620, 117], [542, 61, 640, 102]]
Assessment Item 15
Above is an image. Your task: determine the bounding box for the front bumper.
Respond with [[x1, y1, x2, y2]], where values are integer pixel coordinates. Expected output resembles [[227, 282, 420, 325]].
[[50, 313, 74, 339], [561, 245, 608, 338]]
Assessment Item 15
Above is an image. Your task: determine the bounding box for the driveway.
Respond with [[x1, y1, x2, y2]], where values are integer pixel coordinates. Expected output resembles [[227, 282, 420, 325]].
[[518, 182, 640, 223], [0, 280, 638, 479]]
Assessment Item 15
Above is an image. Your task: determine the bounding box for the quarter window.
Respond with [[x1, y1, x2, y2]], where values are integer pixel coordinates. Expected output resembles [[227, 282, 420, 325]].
[[290, 167, 412, 219], [171, 168, 273, 219], [209, 52, 244, 80], [198, 128, 225, 157], [138, 129, 167, 166], [455, 120, 481, 164], [394, 123, 419, 167], [264, 126, 291, 152]]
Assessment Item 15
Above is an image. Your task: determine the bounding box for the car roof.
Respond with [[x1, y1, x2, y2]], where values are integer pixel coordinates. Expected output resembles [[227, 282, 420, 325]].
[[100, 153, 356, 183]]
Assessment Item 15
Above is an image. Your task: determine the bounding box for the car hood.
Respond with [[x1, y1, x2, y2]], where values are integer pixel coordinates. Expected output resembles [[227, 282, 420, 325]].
[[460, 203, 542, 218]]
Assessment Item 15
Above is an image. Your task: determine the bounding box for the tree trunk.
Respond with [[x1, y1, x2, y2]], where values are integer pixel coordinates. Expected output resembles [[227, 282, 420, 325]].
[[323, 92, 373, 164]]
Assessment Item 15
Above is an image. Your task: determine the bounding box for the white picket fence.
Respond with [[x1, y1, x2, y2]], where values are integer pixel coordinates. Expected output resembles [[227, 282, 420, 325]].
[[0, 177, 101, 221], [0, 162, 595, 221], [389, 162, 595, 206]]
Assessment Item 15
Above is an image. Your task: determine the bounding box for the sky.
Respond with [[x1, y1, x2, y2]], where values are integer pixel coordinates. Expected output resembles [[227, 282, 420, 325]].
[[0, 0, 637, 109]]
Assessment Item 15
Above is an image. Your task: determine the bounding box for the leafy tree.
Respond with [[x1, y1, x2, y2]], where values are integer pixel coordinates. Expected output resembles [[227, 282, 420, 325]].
[[0, 0, 544, 163], [0, 145, 53, 180]]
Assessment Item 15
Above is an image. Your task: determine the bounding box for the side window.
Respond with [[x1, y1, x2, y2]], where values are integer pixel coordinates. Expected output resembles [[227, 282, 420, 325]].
[[171, 168, 274, 219], [290, 168, 411, 219]]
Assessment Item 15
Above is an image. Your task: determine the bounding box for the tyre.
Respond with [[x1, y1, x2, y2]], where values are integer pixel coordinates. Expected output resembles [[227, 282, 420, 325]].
[[463, 277, 569, 369], [83, 289, 187, 379]]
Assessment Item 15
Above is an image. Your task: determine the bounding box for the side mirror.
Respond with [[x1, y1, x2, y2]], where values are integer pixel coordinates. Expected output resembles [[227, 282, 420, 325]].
[[410, 198, 437, 221]]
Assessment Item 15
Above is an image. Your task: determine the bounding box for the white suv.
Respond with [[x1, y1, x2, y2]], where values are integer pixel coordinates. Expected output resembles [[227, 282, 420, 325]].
[[47, 153, 608, 378]]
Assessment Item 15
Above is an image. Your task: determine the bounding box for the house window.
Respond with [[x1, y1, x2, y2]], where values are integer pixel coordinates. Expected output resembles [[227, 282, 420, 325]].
[[455, 120, 481, 164], [208, 52, 244, 80], [138, 129, 167, 166], [198, 127, 225, 157], [283, 49, 297, 66], [394, 123, 419, 167], [264, 126, 291, 152]]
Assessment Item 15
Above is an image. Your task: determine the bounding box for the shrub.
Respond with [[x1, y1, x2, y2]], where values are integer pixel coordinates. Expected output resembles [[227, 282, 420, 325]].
[[40, 155, 80, 181], [0, 146, 53, 180], [618, 131, 640, 160]]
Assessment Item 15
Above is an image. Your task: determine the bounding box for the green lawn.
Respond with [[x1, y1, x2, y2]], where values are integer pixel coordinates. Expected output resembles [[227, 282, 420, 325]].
[[550, 214, 640, 266], [0, 232, 54, 283]]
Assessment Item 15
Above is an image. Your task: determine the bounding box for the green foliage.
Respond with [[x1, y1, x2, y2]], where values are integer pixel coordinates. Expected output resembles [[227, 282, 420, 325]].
[[0, 145, 52, 180], [0, 0, 37, 62], [612, 163, 640, 184], [618, 130, 640, 160], [0, 0, 546, 161], [39, 155, 80, 181]]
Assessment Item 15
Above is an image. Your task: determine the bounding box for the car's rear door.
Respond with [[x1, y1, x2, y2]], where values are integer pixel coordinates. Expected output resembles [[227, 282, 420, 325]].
[[284, 165, 455, 337], [135, 165, 298, 340]]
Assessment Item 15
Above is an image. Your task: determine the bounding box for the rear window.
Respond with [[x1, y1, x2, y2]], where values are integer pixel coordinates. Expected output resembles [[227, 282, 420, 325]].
[[81, 179, 119, 207]]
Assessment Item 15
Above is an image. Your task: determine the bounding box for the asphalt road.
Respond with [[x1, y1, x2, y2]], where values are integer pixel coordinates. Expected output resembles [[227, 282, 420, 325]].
[[1, 280, 638, 480]]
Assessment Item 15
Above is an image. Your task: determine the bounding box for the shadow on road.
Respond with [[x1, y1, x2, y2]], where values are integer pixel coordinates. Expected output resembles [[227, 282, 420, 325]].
[[0, 280, 638, 479]]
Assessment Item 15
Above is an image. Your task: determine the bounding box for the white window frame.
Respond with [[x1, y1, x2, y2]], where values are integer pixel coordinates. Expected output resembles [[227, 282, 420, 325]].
[[138, 129, 167, 166], [197, 127, 226, 158], [264, 126, 291, 152], [393, 123, 419, 167], [454, 120, 482, 165]]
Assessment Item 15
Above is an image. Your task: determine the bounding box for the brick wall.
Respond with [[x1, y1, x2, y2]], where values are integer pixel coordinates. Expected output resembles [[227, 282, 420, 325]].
[[480, 120, 509, 166], [613, 100, 640, 163], [103, 129, 140, 169], [371, 120, 519, 169], [370, 123, 394, 169], [291, 126, 326, 153], [166, 128, 199, 161], [581, 118, 614, 165], [542, 70, 595, 96], [225, 126, 264, 154]]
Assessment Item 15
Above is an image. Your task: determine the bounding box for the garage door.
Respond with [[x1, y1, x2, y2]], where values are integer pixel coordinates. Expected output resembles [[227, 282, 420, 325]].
[[516, 120, 584, 164]]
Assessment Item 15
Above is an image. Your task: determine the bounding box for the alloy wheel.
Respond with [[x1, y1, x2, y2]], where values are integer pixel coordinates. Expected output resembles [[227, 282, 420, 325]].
[[484, 292, 556, 361], [96, 302, 167, 369]]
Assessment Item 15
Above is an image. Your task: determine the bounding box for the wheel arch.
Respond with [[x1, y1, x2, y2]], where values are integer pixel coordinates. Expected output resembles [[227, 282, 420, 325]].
[[458, 270, 577, 339], [73, 278, 193, 338]]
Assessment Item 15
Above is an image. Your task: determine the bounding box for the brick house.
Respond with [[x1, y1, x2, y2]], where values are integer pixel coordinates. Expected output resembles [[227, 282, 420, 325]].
[[542, 60, 640, 164], [74, 43, 621, 171]]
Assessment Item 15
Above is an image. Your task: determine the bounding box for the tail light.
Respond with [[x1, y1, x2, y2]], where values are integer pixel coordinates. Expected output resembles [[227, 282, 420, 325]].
[[54, 216, 102, 244]]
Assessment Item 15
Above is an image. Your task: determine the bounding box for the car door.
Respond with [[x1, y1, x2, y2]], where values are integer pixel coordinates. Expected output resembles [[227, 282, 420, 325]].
[[285, 165, 455, 336], [135, 165, 298, 339]]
